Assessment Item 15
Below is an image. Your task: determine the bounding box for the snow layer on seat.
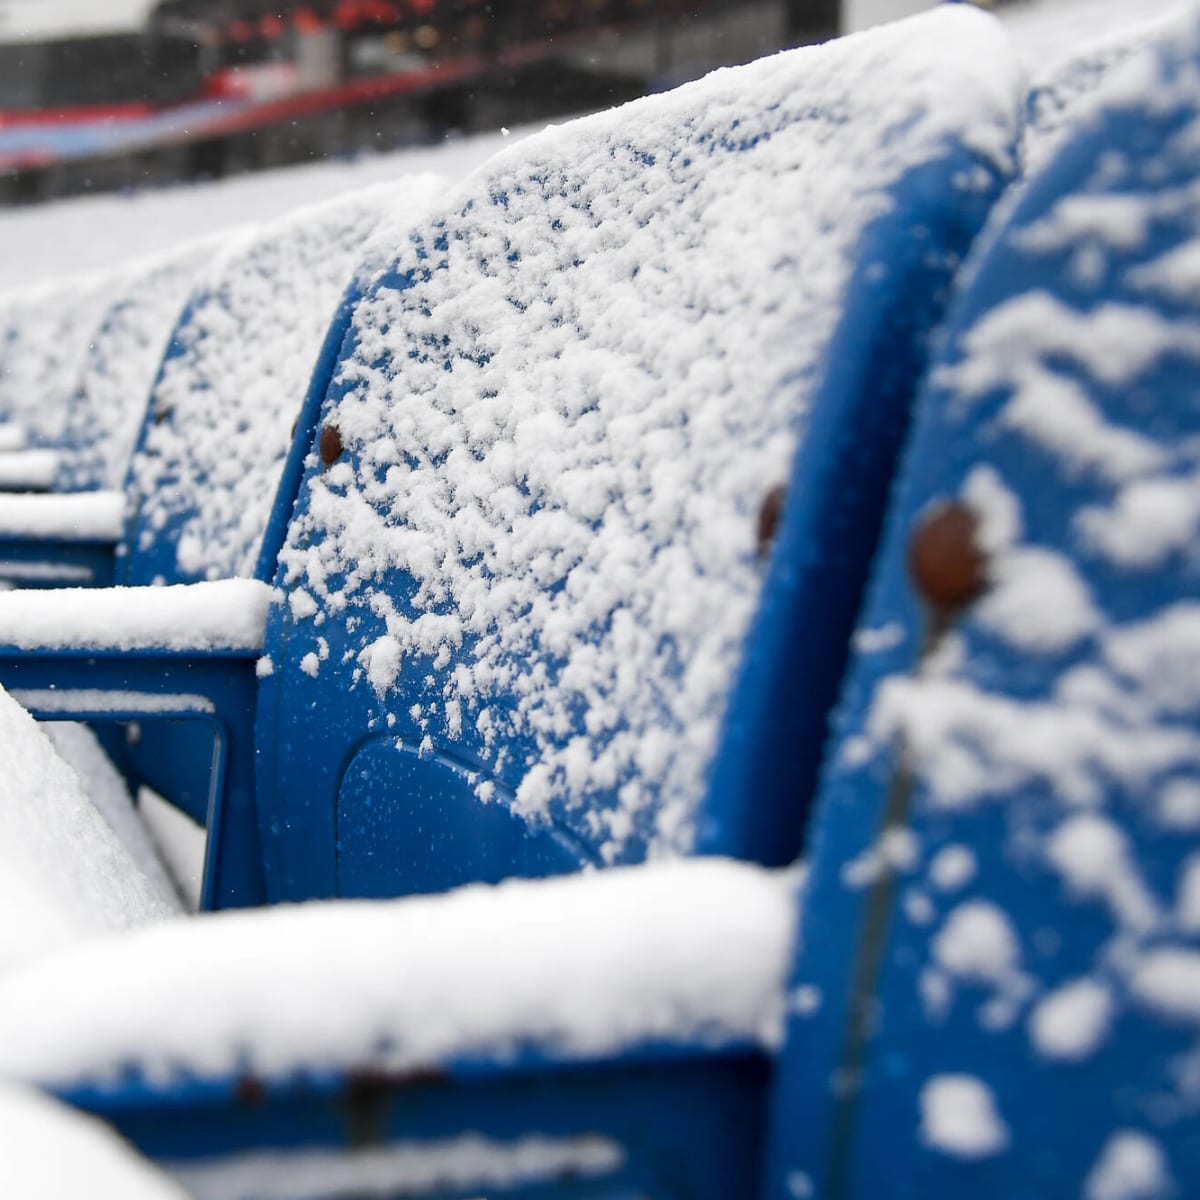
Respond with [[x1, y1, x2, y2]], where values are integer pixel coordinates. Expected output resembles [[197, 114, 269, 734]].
[[0, 685, 177, 975], [0, 578, 271, 652], [0, 859, 796, 1089], [54, 238, 217, 491], [0, 491, 124, 540], [275, 6, 1021, 866], [125, 175, 445, 585], [0, 267, 133, 446], [1023, 3, 1193, 173], [0, 1081, 189, 1200], [772, 15, 1200, 1197], [0, 449, 58, 490]]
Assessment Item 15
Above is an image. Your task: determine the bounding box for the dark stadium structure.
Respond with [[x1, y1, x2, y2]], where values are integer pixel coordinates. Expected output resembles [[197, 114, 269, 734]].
[[0, 0, 841, 203]]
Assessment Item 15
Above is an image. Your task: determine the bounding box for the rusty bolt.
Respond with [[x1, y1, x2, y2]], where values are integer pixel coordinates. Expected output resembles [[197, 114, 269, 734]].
[[757, 484, 787, 560], [907, 499, 987, 613], [319, 423, 344, 467]]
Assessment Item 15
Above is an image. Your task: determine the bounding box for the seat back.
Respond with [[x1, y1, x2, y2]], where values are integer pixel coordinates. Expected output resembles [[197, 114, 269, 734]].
[[0, 269, 127, 449], [256, 6, 1023, 903], [53, 240, 216, 492], [115, 176, 445, 587], [767, 15, 1200, 1198]]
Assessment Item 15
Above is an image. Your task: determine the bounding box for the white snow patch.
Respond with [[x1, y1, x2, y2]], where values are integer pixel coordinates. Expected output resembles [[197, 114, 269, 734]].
[[928, 845, 977, 893], [919, 1074, 1009, 1160], [0, 578, 271, 652], [1029, 977, 1113, 1060], [1085, 1130, 1174, 1200], [0, 859, 798, 1087], [0, 491, 124, 540], [0, 686, 176, 973], [171, 1134, 624, 1200], [0, 1081, 188, 1200], [1131, 948, 1200, 1024]]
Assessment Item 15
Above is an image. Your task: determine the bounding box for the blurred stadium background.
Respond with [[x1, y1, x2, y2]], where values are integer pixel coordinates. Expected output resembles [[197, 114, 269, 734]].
[[0, 0, 873, 202]]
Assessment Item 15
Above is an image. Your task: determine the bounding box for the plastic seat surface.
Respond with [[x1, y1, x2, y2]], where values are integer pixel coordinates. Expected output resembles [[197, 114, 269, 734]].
[[767, 15, 1200, 1198], [258, 6, 1021, 904]]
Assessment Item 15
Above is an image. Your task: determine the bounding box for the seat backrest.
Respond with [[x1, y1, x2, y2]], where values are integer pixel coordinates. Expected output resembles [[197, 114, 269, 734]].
[[116, 175, 445, 587], [0, 269, 129, 448], [256, 6, 1023, 903], [53, 240, 216, 492], [767, 15, 1200, 1198]]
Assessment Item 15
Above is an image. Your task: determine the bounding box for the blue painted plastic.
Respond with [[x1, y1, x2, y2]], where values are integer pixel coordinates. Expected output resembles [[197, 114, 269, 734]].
[[256, 65, 1017, 905], [765, 22, 1200, 1199]]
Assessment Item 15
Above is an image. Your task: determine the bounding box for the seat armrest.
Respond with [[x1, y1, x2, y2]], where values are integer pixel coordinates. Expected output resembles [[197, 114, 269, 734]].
[[0, 491, 124, 542], [0, 579, 272, 654]]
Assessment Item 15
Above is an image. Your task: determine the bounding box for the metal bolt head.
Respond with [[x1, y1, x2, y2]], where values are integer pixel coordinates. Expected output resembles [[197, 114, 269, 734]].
[[907, 499, 987, 613], [319, 423, 343, 467], [757, 484, 787, 560]]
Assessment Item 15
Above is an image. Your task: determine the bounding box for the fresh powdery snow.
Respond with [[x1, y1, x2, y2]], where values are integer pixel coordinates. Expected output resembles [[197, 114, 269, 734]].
[[0, 579, 271, 651], [0, 859, 798, 1088], [0, 685, 178, 975], [0, 491, 124, 540], [54, 237, 220, 491], [125, 176, 446, 584], [0, 266, 135, 445], [0, 1081, 188, 1200], [276, 5, 1020, 863]]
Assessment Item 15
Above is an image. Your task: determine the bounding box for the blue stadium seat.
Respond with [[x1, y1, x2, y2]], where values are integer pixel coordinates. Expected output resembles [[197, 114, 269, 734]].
[[0, 7, 1019, 915], [0, 181, 445, 900], [765, 13, 1200, 1198], [255, 6, 1020, 904], [0, 243, 209, 586], [0, 269, 121, 491]]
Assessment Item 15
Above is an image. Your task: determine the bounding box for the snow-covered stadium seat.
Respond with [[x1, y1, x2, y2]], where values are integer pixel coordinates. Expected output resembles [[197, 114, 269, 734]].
[[0, 243, 210, 586], [0, 859, 796, 1198], [256, 5, 1021, 903], [0, 180, 445, 591], [0, 268, 126, 491], [768, 10, 1200, 1197], [0, 6, 1021, 913], [119, 177, 444, 588]]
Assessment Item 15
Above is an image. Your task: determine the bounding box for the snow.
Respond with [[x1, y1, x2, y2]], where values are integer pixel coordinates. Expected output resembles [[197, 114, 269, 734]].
[[129, 176, 446, 583], [0, 684, 177, 975], [928, 845, 977, 893], [0, 449, 58, 489], [170, 1135, 625, 1200], [0, 1081, 188, 1200], [0, 578, 271, 651], [918, 1074, 1009, 1160], [1130, 948, 1200, 1024], [55, 239, 217, 491], [0, 268, 132, 447], [1084, 1131, 1175, 1200], [0, 491, 124, 539], [931, 901, 1022, 986], [278, 5, 1021, 864], [1029, 978, 1114, 1060], [0, 859, 798, 1088]]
